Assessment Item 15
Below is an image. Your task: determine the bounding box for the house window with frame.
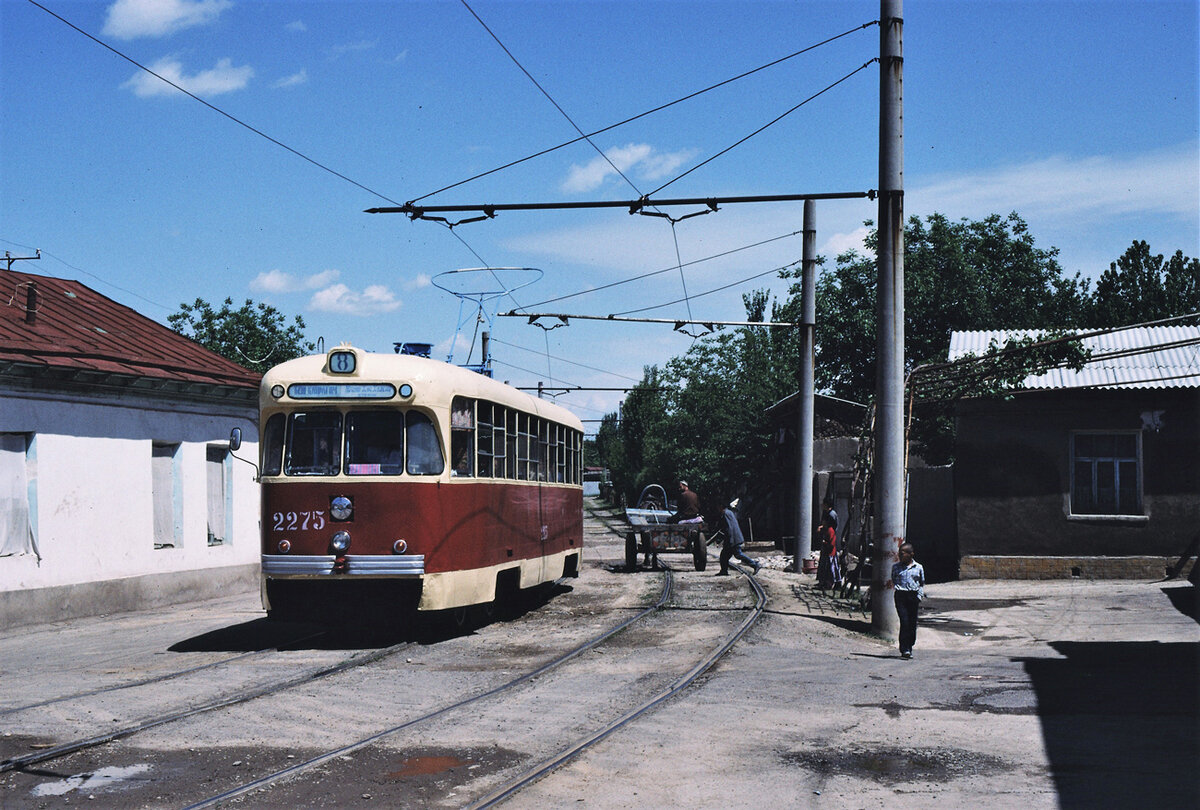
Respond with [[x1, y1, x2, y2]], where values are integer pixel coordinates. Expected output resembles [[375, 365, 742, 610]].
[[153, 441, 182, 548], [206, 444, 230, 546], [1071, 432, 1142, 516], [1, 432, 39, 560]]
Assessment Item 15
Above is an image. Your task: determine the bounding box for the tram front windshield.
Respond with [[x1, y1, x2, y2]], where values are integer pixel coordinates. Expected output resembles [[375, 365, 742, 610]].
[[264, 409, 445, 476]]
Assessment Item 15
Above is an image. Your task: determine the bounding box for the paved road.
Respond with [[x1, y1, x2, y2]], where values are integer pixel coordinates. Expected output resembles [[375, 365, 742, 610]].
[[3, 503, 1196, 809], [518, 539, 1200, 809]]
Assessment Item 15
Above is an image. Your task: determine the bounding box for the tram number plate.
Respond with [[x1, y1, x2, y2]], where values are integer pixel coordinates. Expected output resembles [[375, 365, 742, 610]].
[[272, 511, 327, 532]]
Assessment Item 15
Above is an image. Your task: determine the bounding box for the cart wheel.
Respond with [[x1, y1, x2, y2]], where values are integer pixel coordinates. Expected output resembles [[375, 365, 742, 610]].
[[693, 532, 707, 571], [625, 533, 639, 571]]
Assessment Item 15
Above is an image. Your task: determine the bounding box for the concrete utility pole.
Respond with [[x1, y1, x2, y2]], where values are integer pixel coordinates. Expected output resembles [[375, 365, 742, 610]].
[[872, 0, 905, 639], [793, 200, 817, 573]]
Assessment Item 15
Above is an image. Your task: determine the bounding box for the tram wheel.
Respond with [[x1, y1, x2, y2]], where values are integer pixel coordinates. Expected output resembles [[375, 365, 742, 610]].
[[625, 533, 639, 571]]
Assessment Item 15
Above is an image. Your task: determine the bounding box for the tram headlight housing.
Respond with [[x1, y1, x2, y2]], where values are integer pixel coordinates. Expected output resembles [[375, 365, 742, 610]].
[[330, 531, 351, 554], [330, 496, 353, 521], [270, 384, 285, 399]]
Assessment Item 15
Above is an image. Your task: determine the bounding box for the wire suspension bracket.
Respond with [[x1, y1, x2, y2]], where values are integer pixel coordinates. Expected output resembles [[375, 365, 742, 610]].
[[366, 190, 876, 224]]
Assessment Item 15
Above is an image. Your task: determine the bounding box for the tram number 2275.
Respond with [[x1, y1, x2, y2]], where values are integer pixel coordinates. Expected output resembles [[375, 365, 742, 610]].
[[272, 511, 327, 532]]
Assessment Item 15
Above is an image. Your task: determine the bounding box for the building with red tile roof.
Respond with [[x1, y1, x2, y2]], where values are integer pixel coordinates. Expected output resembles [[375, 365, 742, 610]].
[[0, 269, 260, 399], [1, 270, 264, 627]]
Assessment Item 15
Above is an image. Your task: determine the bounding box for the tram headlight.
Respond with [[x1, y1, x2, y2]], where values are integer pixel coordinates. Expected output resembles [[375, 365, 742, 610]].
[[330, 531, 351, 554], [392, 539, 408, 554], [330, 496, 353, 521], [270, 384, 285, 399], [277, 539, 291, 554]]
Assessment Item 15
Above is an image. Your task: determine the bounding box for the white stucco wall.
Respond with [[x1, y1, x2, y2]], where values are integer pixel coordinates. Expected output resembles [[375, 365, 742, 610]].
[[1, 389, 260, 594]]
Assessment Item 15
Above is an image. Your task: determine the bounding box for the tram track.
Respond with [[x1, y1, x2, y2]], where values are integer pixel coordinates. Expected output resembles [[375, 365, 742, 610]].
[[179, 568, 678, 809], [179, 556, 765, 809], [470, 564, 766, 809], [2, 506, 766, 808], [0, 634, 411, 775], [0, 630, 328, 719]]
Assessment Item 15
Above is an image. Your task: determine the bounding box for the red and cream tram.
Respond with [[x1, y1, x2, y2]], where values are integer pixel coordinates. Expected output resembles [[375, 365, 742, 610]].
[[252, 345, 584, 620]]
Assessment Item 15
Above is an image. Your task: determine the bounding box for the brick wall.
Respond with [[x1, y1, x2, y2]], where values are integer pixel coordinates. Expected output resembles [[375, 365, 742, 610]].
[[959, 555, 1195, 580]]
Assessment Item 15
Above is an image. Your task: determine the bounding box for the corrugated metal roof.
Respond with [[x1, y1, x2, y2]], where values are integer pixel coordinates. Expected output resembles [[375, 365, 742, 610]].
[[947, 326, 1200, 390], [0, 270, 261, 390]]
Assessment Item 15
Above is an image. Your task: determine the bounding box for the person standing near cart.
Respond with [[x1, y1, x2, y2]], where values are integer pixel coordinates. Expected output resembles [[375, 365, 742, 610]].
[[891, 542, 926, 659], [718, 499, 761, 576]]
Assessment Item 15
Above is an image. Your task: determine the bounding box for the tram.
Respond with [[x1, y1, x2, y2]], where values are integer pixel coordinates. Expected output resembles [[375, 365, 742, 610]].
[[242, 345, 584, 620]]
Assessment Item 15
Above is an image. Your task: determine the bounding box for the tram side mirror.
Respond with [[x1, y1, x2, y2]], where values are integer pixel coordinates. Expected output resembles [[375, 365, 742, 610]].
[[227, 426, 261, 481]]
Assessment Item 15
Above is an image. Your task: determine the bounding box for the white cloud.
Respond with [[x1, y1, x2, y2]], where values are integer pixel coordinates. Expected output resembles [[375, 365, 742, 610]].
[[309, 283, 401, 316], [251, 269, 340, 294], [435, 333, 473, 362], [273, 69, 308, 89], [123, 56, 253, 97], [561, 143, 698, 193], [911, 144, 1199, 225], [822, 225, 871, 259], [405, 273, 432, 291], [504, 143, 1199, 302], [103, 0, 232, 40], [327, 40, 376, 59], [286, 20, 307, 33]]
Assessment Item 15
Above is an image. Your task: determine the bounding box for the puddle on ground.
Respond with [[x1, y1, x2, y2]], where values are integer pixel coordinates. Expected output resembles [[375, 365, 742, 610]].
[[387, 754, 472, 778], [781, 744, 1012, 784], [30, 764, 153, 797]]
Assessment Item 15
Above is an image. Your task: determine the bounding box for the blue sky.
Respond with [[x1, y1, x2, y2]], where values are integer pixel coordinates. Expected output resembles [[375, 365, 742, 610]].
[[2, 0, 1197, 427]]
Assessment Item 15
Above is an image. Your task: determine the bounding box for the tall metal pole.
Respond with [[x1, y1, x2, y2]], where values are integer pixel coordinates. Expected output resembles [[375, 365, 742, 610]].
[[793, 200, 817, 573], [872, 0, 904, 639]]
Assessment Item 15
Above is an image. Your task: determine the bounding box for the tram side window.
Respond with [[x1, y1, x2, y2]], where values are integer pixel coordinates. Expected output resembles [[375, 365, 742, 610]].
[[450, 396, 475, 477], [553, 423, 566, 483], [491, 404, 507, 479], [285, 412, 342, 475], [477, 401, 495, 478], [537, 419, 550, 481], [345, 411, 405, 475], [562, 427, 574, 484], [406, 411, 445, 475], [505, 409, 517, 479], [576, 427, 585, 484], [516, 413, 531, 480], [261, 413, 285, 476]]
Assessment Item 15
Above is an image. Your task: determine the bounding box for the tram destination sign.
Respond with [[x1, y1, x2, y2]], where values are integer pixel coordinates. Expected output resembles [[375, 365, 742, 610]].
[[287, 383, 396, 400]]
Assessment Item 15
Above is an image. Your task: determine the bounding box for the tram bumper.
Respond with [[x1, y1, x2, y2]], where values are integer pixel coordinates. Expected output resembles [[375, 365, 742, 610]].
[[261, 554, 426, 577]]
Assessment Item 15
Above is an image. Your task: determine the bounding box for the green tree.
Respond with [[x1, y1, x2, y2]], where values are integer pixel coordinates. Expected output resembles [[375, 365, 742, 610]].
[[596, 366, 667, 506], [1084, 240, 1200, 326], [806, 212, 1091, 406], [168, 297, 314, 374]]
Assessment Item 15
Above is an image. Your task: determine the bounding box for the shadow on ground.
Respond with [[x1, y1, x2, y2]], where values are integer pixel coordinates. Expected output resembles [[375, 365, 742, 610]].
[[1163, 583, 1198, 622], [168, 583, 571, 653], [1019, 639, 1199, 809]]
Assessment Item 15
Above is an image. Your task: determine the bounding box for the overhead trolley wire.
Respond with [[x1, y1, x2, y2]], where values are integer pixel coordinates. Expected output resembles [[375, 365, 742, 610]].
[[409, 18, 880, 204], [488, 337, 642, 383], [614, 259, 803, 317], [460, 0, 645, 198], [512, 229, 805, 311], [25, 0, 403, 208], [648, 58, 880, 197]]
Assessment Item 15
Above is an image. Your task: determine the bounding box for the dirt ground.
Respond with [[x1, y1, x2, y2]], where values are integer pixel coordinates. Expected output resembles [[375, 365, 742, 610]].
[[3, 514, 1196, 809], [510, 548, 1200, 809]]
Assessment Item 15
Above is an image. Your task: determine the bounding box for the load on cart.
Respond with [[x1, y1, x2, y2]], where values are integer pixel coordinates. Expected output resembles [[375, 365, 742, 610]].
[[623, 484, 709, 571]]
